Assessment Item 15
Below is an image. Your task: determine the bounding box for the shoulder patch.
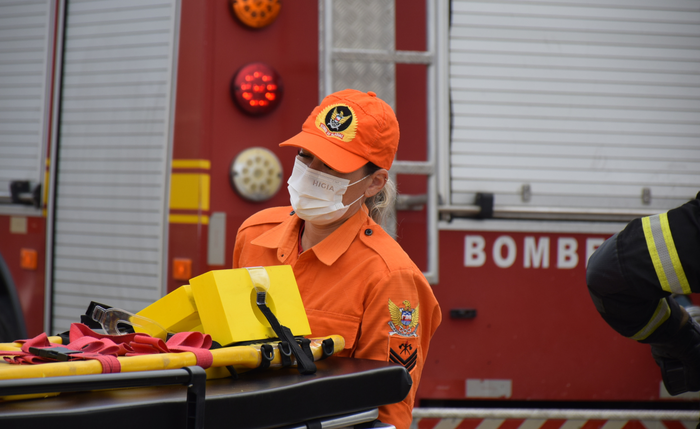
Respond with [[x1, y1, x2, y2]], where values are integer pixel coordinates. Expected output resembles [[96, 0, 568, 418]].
[[388, 299, 419, 337]]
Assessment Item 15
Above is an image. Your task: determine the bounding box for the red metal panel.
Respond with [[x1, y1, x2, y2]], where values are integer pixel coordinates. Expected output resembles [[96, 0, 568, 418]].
[[206, 0, 319, 229], [0, 215, 46, 337], [395, 0, 429, 271], [168, 0, 320, 291], [417, 229, 666, 402]]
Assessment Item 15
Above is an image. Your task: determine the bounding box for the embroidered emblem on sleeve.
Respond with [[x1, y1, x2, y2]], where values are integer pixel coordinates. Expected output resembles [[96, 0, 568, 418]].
[[388, 299, 419, 337]]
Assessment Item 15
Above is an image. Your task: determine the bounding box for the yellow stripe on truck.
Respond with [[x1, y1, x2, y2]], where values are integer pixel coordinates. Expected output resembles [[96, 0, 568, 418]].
[[169, 214, 209, 225], [172, 159, 211, 170], [170, 173, 210, 211]]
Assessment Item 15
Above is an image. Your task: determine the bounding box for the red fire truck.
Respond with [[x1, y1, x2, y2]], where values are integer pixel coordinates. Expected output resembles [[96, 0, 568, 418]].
[[1, 0, 699, 425]]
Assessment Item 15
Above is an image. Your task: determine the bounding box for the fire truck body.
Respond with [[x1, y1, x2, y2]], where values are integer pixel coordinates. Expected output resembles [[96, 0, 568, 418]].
[[1, 0, 700, 412]]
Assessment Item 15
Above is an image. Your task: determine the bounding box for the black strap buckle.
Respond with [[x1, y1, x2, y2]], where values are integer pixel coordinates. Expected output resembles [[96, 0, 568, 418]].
[[256, 290, 317, 375], [28, 346, 82, 362]]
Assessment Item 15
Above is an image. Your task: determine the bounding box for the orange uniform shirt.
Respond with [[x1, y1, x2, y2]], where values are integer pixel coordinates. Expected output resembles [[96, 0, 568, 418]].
[[233, 206, 441, 429]]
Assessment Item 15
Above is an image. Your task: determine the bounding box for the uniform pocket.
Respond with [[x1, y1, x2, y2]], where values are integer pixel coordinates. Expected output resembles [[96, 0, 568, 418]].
[[306, 309, 361, 352]]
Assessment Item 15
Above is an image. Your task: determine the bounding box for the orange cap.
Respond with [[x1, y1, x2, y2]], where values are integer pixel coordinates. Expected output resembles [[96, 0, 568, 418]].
[[279, 89, 399, 173]]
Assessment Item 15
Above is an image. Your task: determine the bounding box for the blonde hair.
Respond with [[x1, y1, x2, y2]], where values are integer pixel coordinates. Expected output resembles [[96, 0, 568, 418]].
[[364, 163, 396, 226]]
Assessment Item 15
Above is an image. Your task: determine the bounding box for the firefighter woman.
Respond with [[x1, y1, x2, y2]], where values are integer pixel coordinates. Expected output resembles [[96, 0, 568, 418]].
[[233, 89, 442, 429], [586, 192, 700, 395]]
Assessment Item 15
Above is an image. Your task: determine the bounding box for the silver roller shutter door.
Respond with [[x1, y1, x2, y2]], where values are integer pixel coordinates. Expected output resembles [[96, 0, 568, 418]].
[[51, 0, 179, 332], [0, 0, 54, 202], [448, 0, 700, 216]]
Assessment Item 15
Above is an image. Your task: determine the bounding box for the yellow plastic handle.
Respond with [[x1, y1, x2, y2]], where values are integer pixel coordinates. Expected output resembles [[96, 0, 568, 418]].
[[246, 267, 270, 293]]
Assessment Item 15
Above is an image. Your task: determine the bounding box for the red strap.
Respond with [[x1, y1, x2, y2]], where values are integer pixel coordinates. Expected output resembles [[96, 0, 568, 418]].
[[166, 332, 213, 369], [126, 332, 213, 369], [2, 333, 54, 364], [3, 332, 122, 373], [128, 335, 170, 355], [68, 336, 121, 356], [5, 325, 213, 371], [76, 354, 121, 373], [19, 332, 51, 353], [69, 323, 144, 355]]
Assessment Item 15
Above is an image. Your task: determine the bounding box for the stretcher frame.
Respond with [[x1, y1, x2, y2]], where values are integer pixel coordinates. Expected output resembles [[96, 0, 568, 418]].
[[0, 357, 411, 429]]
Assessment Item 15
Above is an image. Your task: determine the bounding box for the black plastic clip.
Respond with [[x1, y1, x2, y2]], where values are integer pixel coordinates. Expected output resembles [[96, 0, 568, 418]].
[[320, 338, 334, 360], [278, 341, 293, 368], [257, 344, 274, 370]]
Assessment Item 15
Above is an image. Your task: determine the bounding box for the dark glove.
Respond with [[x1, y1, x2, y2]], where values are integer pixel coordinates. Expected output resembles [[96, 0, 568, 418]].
[[650, 317, 700, 395]]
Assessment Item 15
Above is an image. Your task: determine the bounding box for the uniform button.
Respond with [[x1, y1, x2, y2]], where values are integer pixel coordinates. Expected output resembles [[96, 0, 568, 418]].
[[364, 229, 373, 236], [289, 210, 295, 215]]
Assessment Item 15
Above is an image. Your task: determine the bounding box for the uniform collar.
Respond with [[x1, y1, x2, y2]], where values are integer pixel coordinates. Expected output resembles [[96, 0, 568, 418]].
[[251, 207, 369, 266], [250, 209, 301, 264]]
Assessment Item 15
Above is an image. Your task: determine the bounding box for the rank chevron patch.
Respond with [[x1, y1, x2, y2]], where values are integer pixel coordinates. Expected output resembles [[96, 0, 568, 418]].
[[388, 336, 419, 372], [389, 347, 417, 371]]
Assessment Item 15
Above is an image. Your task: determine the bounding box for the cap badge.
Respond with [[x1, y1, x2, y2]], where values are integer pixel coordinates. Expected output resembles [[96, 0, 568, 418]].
[[316, 104, 357, 142]]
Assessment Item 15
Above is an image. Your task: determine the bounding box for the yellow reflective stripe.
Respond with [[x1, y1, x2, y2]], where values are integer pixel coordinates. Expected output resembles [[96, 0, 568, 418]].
[[659, 213, 691, 294], [642, 216, 669, 292], [169, 214, 209, 224], [642, 214, 690, 295], [630, 298, 671, 341], [170, 173, 210, 211], [172, 159, 211, 170]]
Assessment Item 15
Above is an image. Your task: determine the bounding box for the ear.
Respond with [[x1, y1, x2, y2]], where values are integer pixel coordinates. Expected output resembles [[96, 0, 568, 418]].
[[364, 169, 388, 198]]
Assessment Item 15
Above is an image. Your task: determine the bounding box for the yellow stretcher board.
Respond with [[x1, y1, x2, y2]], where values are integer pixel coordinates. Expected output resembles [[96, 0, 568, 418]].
[[0, 335, 344, 401], [0, 265, 329, 401]]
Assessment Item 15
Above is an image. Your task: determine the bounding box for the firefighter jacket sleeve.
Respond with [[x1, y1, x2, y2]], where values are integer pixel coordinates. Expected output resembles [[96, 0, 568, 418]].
[[345, 265, 442, 429], [586, 191, 700, 344], [233, 206, 442, 429]]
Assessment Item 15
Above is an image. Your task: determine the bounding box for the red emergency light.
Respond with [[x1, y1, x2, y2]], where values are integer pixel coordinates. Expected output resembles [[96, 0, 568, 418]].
[[230, 62, 283, 116]]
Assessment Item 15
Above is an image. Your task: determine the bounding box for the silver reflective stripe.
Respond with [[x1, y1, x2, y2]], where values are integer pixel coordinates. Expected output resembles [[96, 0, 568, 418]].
[[649, 215, 684, 294], [630, 298, 671, 341]]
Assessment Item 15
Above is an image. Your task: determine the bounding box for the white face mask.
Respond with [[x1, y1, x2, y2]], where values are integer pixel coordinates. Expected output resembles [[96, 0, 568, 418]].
[[287, 157, 369, 225]]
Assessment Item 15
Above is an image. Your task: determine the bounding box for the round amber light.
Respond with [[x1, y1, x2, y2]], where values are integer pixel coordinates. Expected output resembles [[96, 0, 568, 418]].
[[231, 0, 281, 29]]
